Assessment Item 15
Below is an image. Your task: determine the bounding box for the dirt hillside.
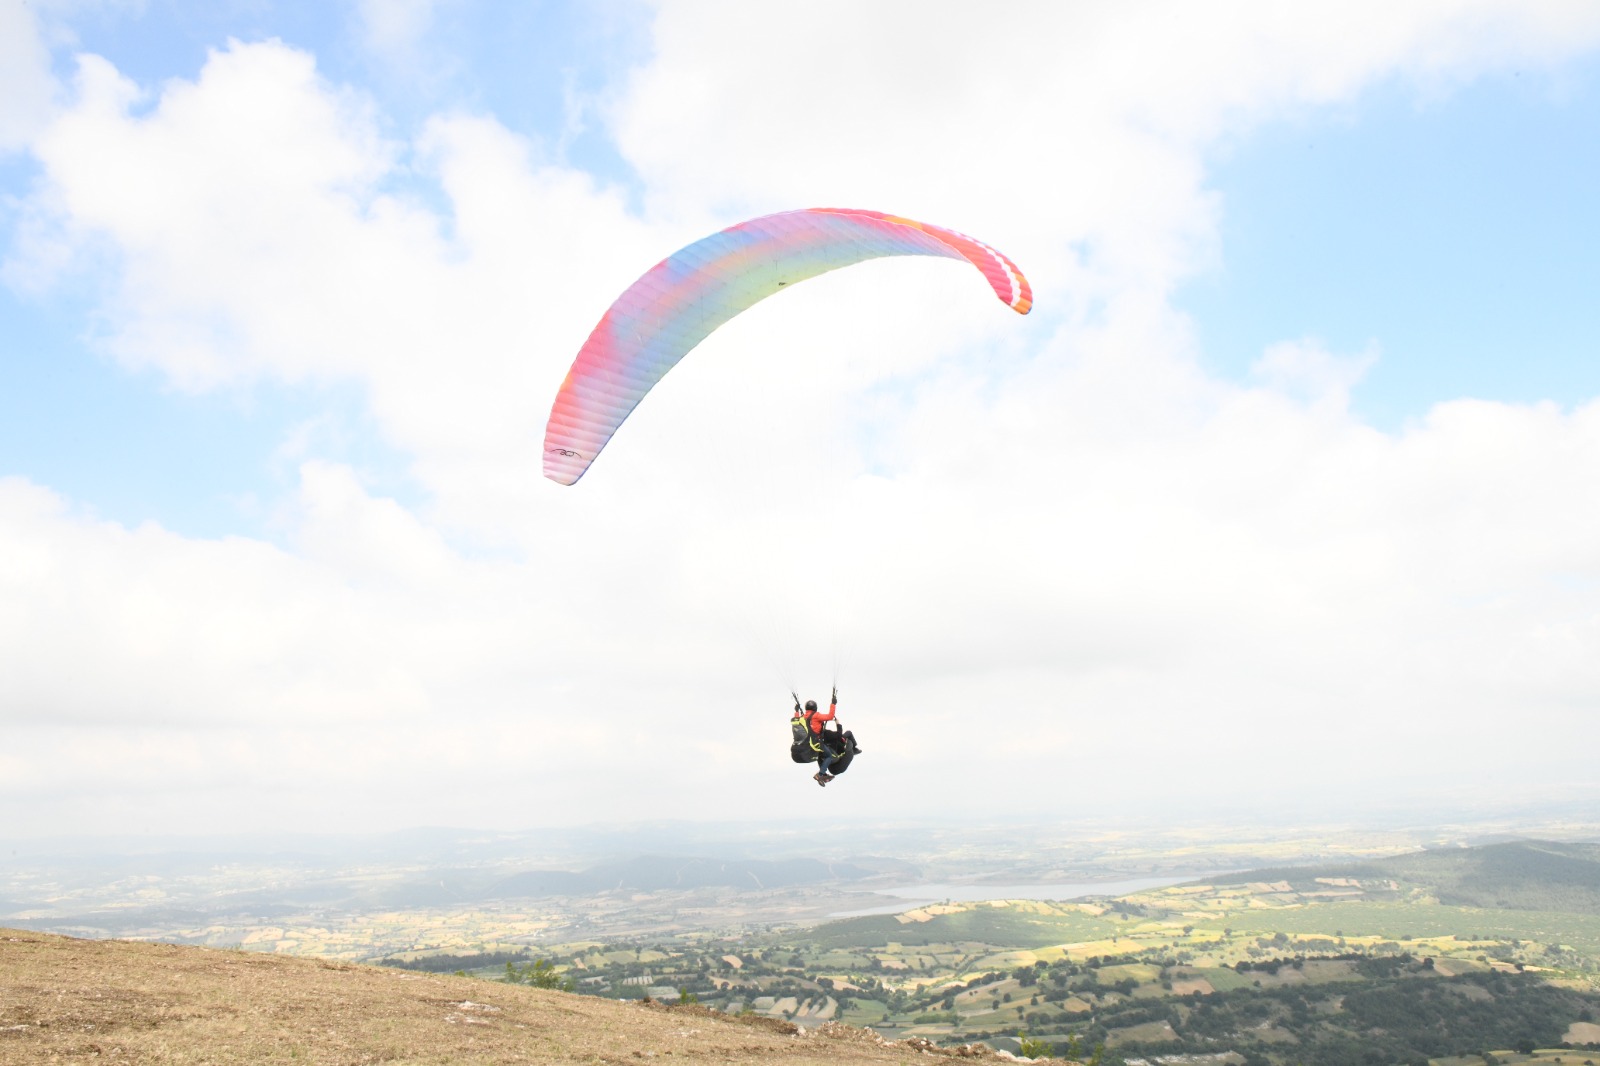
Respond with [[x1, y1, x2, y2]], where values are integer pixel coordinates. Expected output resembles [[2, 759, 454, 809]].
[[0, 928, 1037, 1065]]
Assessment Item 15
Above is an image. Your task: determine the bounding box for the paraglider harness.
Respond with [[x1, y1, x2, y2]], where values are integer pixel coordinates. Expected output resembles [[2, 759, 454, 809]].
[[789, 690, 859, 776]]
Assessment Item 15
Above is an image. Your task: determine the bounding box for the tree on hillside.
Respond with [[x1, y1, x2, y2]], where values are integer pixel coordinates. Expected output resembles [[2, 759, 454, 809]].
[[504, 959, 574, 991]]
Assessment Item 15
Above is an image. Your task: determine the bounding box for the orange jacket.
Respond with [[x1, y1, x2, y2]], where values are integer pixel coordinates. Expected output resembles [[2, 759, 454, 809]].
[[806, 702, 837, 734]]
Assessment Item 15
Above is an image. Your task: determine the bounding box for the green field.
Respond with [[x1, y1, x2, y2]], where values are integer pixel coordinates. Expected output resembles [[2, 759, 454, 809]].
[[796, 904, 1118, 951], [1218, 901, 1600, 957]]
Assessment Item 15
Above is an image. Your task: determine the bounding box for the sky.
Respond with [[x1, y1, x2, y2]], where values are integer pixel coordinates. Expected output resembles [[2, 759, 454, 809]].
[[3, 0, 1600, 840]]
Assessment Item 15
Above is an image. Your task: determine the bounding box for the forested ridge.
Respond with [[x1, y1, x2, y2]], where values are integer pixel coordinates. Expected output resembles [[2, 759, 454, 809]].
[[1089, 954, 1600, 1066]]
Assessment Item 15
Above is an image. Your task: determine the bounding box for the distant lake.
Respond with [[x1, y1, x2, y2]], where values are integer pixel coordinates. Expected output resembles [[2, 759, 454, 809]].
[[829, 875, 1193, 917]]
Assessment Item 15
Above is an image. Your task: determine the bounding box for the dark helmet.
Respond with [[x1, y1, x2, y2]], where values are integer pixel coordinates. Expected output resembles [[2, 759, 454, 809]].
[[804, 700, 817, 712]]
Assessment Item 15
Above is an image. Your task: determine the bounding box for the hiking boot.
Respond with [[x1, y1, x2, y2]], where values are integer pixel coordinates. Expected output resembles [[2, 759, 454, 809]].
[[813, 772, 832, 786]]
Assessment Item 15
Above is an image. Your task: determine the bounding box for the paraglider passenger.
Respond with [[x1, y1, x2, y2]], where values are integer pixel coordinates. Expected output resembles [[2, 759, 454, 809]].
[[806, 695, 837, 785]]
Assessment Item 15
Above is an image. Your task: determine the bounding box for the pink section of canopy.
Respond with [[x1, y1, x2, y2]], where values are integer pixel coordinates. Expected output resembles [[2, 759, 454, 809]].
[[543, 208, 1032, 485]]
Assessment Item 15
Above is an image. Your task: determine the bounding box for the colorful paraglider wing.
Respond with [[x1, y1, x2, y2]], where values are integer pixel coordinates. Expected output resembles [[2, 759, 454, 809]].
[[543, 207, 1032, 485]]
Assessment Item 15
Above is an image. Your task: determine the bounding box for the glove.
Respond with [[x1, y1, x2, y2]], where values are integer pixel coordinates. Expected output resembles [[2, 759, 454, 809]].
[[831, 686, 838, 705]]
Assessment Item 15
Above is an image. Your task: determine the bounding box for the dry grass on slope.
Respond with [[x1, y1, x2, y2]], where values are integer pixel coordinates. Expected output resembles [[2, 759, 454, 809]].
[[0, 929, 1029, 1065]]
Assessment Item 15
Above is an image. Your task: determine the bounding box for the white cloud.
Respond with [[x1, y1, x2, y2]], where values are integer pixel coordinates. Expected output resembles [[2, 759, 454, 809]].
[[9, 39, 659, 523], [1250, 339, 1378, 408], [0, 0, 58, 153], [3, 3, 1600, 834], [0, 475, 431, 732], [18, 44, 404, 386], [353, 0, 442, 58], [612, 0, 1600, 290]]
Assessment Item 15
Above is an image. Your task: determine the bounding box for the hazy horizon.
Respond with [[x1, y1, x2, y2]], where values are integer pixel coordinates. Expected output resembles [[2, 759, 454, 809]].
[[5, 800, 1598, 859]]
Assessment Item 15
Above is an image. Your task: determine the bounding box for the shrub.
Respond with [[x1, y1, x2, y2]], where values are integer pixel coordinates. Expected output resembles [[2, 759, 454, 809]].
[[503, 959, 575, 991], [1017, 1031, 1050, 1058]]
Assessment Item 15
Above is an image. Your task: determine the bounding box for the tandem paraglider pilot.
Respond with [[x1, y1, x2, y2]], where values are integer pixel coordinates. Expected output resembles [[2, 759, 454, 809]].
[[790, 688, 862, 787]]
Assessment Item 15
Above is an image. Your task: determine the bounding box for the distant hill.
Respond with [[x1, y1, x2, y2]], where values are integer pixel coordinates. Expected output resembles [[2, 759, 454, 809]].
[[803, 903, 1112, 951], [491, 855, 871, 898], [1209, 840, 1600, 913], [361, 854, 873, 908], [0, 928, 1012, 1065], [3, 852, 881, 940]]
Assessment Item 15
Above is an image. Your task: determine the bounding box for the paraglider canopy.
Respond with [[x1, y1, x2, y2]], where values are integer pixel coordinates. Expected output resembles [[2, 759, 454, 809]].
[[542, 207, 1032, 486]]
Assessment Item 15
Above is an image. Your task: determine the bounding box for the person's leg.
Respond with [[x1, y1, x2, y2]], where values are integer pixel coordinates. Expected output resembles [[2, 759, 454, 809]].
[[813, 741, 835, 783]]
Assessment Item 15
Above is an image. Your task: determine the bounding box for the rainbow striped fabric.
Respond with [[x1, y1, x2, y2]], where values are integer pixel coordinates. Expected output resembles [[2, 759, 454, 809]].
[[543, 207, 1032, 485]]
